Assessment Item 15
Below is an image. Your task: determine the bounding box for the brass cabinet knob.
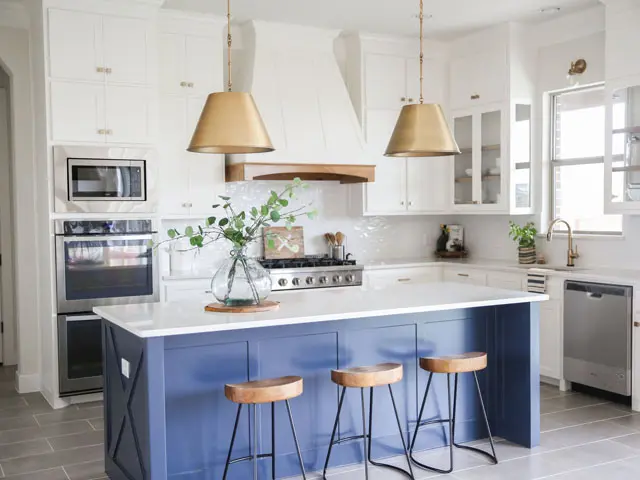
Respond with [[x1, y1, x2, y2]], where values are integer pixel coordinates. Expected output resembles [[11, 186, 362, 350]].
[[401, 97, 407, 102], [105, 67, 112, 75], [635, 321, 640, 328], [408, 98, 414, 102], [408, 201, 413, 206], [96, 67, 105, 73], [400, 201, 405, 206], [471, 94, 480, 100], [180, 81, 188, 87], [105, 129, 113, 135], [97, 129, 106, 134], [188, 82, 194, 88]]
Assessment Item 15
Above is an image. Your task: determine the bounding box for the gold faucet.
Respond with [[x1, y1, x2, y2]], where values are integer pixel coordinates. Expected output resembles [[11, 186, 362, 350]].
[[546, 218, 580, 267]]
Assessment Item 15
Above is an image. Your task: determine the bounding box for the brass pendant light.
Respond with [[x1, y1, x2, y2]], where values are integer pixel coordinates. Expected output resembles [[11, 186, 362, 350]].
[[187, 0, 274, 154], [385, 0, 459, 157]]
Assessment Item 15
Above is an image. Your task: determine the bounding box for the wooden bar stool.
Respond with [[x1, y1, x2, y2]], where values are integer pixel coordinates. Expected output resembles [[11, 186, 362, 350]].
[[409, 352, 498, 474], [322, 363, 415, 480], [222, 376, 307, 480]]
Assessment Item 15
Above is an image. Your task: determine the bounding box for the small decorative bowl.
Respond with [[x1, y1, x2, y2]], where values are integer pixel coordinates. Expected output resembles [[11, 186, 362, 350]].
[[465, 168, 473, 176]]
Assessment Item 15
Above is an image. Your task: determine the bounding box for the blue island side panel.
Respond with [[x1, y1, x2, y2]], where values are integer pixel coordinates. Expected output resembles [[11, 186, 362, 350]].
[[102, 302, 540, 480]]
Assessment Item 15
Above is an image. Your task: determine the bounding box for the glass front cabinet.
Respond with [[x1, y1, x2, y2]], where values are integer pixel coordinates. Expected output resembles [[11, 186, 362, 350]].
[[605, 78, 640, 213], [451, 101, 532, 214]]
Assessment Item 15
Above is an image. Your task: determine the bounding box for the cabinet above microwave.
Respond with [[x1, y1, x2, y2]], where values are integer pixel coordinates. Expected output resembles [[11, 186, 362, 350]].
[[53, 145, 158, 214]]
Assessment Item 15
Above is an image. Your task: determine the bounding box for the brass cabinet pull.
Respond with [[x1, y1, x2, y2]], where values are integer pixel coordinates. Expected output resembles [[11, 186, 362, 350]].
[[635, 321, 640, 328], [400, 201, 405, 206], [180, 81, 188, 87], [471, 94, 480, 100], [188, 82, 194, 88], [472, 200, 480, 204], [408, 98, 414, 102], [457, 273, 469, 277], [182, 202, 193, 208], [105, 67, 112, 75], [398, 278, 411, 282], [401, 97, 407, 102], [105, 129, 113, 135], [96, 67, 105, 73], [97, 129, 106, 134], [408, 201, 413, 206]]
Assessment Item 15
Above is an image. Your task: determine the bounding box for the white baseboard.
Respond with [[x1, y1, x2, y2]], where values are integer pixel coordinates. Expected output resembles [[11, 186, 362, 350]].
[[41, 385, 70, 410], [15, 372, 40, 394]]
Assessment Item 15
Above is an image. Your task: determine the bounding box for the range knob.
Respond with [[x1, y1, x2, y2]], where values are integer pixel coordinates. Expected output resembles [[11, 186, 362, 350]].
[[292, 278, 300, 286], [319, 276, 328, 284], [333, 275, 342, 283], [306, 276, 315, 285], [345, 274, 355, 283], [278, 278, 288, 287]]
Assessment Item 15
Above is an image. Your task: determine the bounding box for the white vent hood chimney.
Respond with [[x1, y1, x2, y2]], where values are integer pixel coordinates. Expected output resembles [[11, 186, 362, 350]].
[[226, 21, 375, 184]]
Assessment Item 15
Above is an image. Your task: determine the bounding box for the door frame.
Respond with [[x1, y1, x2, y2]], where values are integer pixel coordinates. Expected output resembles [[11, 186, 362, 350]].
[[0, 84, 13, 364]]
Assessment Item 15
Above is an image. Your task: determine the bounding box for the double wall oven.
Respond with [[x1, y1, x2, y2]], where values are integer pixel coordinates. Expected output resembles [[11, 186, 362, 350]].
[[55, 220, 159, 396]]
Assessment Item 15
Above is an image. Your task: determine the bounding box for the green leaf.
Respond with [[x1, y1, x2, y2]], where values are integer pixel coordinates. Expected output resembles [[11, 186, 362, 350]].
[[167, 229, 177, 239], [267, 238, 276, 249], [277, 198, 289, 207], [219, 218, 229, 227], [198, 225, 204, 235], [189, 237, 198, 246], [234, 218, 244, 230], [285, 222, 293, 231], [251, 207, 259, 217], [239, 211, 246, 220], [261, 205, 269, 215], [306, 209, 318, 220], [147, 239, 155, 248], [206, 216, 216, 227], [270, 210, 281, 222], [185, 226, 194, 237], [211, 204, 221, 209], [219, 195, 230, 201]]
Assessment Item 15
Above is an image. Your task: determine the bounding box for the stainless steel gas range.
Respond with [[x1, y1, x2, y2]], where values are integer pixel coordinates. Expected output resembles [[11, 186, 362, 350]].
[[259, 256, 363, 291]]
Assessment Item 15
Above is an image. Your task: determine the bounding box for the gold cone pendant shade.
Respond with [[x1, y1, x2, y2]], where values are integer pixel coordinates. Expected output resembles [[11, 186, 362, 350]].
[[385, 104, 459, 157], [385, 0, 459, 157], [187, 92, 274, 154]]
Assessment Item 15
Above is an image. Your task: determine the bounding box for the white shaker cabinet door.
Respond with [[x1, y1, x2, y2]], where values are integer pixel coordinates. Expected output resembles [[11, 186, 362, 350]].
[[406, 157, 447, 213], [158, 96, 191, 215], [50, 81, 105, 143], [540, 300, 562, 380], [364, 53, 406, 110], [159, 33, 187, 95], [102, 16, 150, 85], [48, 9, 103, 82], [105, 85, 153, 144], [364, 109, 406, 213], [186, 35, 221, 95]]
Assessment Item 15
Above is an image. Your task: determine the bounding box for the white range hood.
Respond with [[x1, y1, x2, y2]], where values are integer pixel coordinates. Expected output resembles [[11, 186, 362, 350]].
[[227, 21, 375, 184]]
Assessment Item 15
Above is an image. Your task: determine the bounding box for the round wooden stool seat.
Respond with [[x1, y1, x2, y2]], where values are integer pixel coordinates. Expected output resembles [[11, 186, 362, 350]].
[[225, 376, 303, 404], [331, 363, 403, 388], [420, 352, 487, 374]]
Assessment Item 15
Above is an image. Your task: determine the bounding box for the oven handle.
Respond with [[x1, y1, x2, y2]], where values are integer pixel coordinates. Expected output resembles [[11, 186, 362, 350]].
[[64, 314, 102, 322], [60, 234, 155, 242]]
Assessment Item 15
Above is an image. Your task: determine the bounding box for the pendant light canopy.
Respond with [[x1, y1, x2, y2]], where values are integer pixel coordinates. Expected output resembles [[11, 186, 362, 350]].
[[385, 0, 459, 157], [187, 0, 274, 154]]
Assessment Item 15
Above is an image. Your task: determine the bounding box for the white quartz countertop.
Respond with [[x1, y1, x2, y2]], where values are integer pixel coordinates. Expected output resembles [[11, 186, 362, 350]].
[[94, 282, 547, 338]]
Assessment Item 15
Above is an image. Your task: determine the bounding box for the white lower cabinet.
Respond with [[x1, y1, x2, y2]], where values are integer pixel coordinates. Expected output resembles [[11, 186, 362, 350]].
[[540, 299, 562, 380], [164, 279, 211, 302], [487, 272, 525, 291], [364, 266, 443, 290], [443, 268, 487, 286]]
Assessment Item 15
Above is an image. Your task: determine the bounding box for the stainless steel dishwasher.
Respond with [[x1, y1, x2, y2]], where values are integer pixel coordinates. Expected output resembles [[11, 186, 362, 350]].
[[564, 281, 633, 396]]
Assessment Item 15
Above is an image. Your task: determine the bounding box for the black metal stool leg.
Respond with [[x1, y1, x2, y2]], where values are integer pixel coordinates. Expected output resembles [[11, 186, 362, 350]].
[[271, 402, 276, 479], [452, 372, 498, 464], [253, 404, 258, 480], [410, 372, 433, 453], [365, 387, 414, 478], [285, 400, 307, 479], [322, 387, 346, 479], [222, 404, 243, 480], [360, 388, 369, 480]]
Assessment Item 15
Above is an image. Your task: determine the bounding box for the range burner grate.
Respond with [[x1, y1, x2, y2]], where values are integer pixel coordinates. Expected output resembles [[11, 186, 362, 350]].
[[259, 255, 356, 270]]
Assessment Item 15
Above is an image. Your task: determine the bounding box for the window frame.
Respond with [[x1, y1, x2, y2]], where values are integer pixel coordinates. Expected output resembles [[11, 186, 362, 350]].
[[549, 84, 622, 236]]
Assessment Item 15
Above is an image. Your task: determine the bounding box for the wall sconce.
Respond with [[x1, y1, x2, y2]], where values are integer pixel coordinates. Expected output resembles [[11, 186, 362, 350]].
[[567, 59, 587, 87]]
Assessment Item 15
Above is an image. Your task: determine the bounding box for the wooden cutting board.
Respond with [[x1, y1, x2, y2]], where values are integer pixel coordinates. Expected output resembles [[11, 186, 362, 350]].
[[263, 226, 305, 259]]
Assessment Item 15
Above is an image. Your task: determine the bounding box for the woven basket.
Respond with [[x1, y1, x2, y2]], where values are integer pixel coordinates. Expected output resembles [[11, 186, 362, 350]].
[[518, 246, 536, 264]]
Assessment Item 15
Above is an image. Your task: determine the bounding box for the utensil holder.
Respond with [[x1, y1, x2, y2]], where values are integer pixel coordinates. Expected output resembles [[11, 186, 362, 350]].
[[332, 245, 345, 261]]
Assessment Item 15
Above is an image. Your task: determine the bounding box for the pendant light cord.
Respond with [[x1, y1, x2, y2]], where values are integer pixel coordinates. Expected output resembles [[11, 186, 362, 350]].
[[227, 0, 232, 92], [419, 0, 424, 104]]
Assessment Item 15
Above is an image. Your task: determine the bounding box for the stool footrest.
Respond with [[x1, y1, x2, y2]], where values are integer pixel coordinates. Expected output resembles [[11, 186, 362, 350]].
[[229, 453, 273, 465], [416, 418, 450, 427], [333, 434, 368, 445]]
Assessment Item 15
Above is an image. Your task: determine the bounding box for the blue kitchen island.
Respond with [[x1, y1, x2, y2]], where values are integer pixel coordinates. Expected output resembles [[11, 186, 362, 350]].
[[95, 282, 547, 480]]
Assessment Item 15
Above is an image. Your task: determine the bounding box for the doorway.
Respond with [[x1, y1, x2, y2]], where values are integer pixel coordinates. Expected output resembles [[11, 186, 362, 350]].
[[0, 65, 15, 365]]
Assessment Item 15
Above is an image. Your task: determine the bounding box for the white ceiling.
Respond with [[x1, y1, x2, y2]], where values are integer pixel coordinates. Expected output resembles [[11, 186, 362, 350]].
[[162, 0, 601, 39]]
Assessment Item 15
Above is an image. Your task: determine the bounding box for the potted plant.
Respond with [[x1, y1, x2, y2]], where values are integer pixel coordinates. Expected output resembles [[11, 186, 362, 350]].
[[155, 178, 317, 307], [509, 221, 538, 264]]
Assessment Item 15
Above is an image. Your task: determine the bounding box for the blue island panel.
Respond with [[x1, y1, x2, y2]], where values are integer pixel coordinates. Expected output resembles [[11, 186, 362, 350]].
[[102, 302, 540, 480]]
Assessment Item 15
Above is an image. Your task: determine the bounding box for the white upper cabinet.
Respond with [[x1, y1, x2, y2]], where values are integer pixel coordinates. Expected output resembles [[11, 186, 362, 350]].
[[105, 85, 154, 144], [450, 50, 507, 110], [102, 16, 149, 85], [48, 8, 149, 85], [160, 33, 221, 96], [48, 9, 103, 83], [364, 54, 407, 110], [50, 81, 105, 143], [606, 2, 640, 82]]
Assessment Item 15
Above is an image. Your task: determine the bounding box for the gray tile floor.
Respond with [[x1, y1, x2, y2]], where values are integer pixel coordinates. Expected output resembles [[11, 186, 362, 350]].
[[2, 365, 638, 480], [298, 383, 640, 480], [0, 366, 105, 479]]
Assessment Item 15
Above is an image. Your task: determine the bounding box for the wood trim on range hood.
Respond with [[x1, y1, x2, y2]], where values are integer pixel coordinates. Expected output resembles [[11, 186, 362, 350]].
[[226, 163, 376, 184]]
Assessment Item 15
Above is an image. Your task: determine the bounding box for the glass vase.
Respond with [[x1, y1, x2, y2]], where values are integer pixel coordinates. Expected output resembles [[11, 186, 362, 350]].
[[211, 247, 272, 306]]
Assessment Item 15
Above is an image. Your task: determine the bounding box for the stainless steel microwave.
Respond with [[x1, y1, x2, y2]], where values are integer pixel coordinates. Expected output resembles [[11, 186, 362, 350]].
[[53, 146, 158, 213]]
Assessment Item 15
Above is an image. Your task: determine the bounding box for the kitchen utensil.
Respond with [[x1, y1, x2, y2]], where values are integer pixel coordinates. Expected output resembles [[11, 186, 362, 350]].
[[324, 233, 335, 246], [335, 231, 345, 246], [464, 168, 473, 176]]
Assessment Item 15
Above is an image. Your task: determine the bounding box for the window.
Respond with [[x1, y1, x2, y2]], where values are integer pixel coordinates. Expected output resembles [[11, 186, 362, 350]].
[[550, 86, 623, 235]]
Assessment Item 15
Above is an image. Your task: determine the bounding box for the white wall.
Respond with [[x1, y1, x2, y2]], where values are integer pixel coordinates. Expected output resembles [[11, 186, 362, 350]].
[[0, 23, 40, 391]]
